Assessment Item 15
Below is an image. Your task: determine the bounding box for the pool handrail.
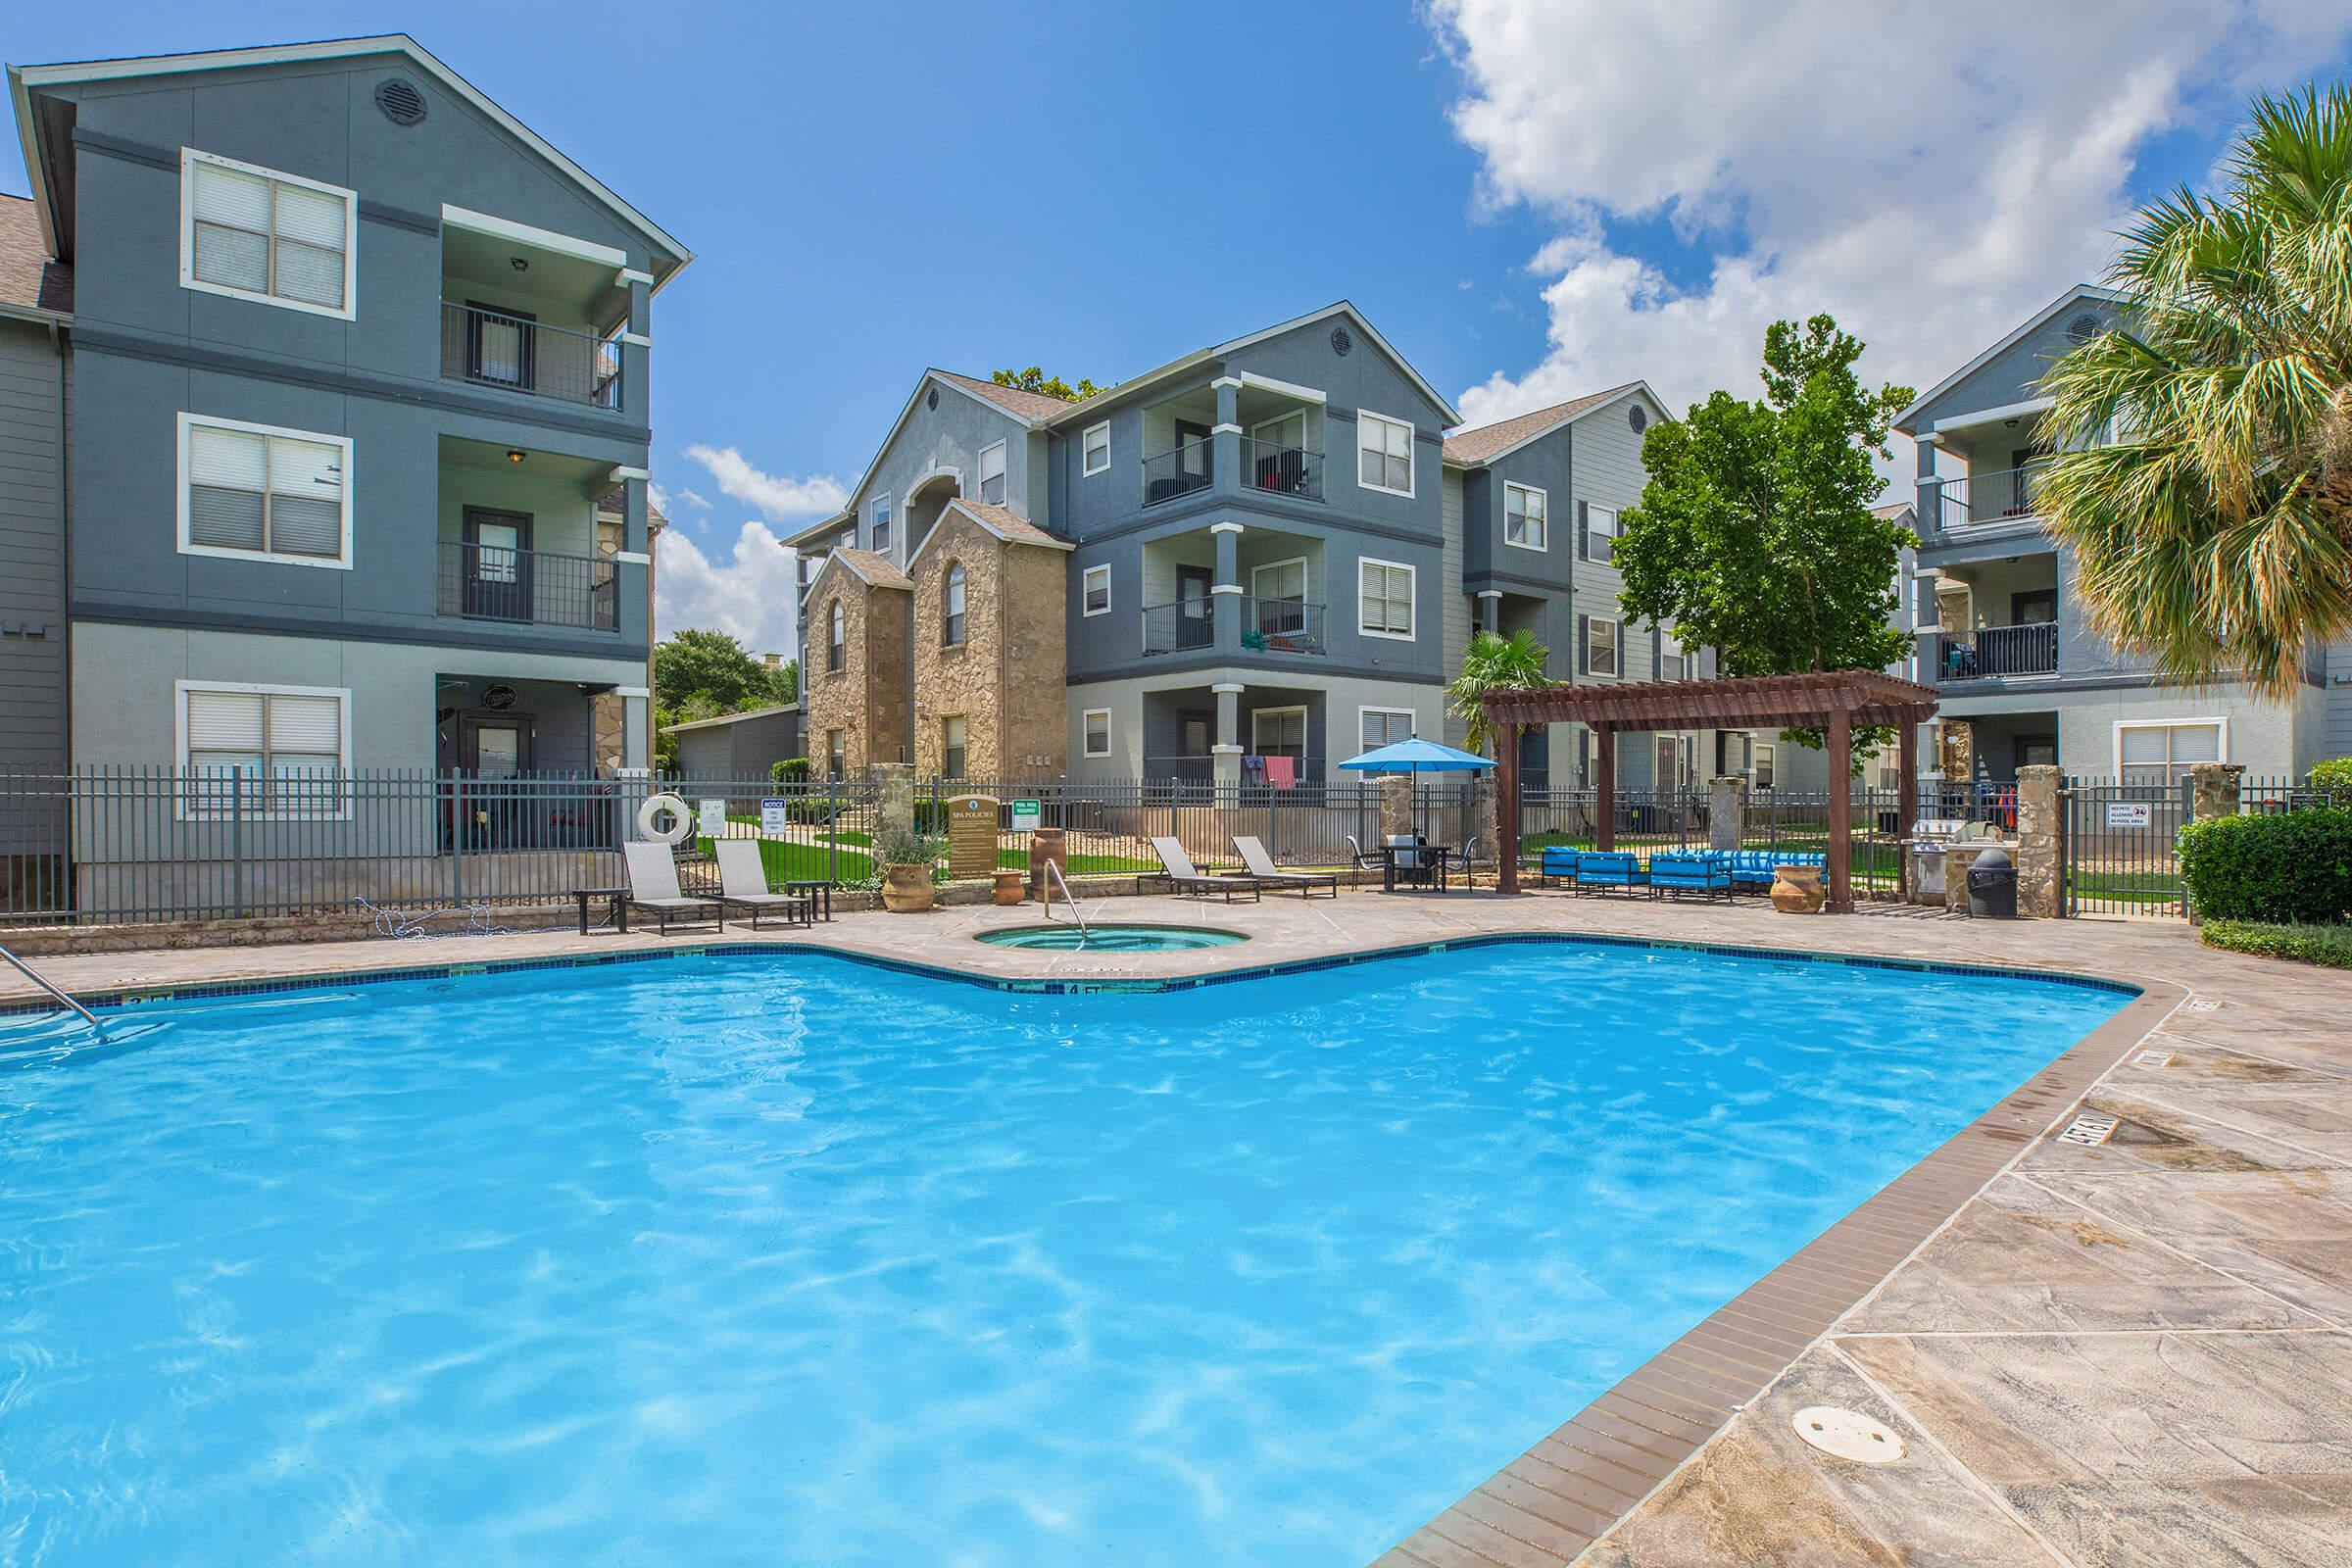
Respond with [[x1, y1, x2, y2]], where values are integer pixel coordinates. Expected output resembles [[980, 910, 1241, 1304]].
[[1041, 858, 1090, 951], [0, 941, 108, 1038]]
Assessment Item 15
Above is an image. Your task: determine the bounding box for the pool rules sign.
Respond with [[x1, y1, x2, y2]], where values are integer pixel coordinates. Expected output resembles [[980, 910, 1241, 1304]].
[[947, 795, 999, 881]]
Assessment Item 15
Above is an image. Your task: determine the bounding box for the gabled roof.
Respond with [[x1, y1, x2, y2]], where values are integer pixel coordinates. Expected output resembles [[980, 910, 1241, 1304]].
[[1892, 283, 2126, 433], [909, 498, 1072, 566], [660, 703, 800, 736], [815, 547, 911, 592], [1441, 379, 1658, 467], [0, 194, 70, 318], [8, 34, 690, 281], [1871, 500, 1917, 523], [934, 370, 1075, 422]]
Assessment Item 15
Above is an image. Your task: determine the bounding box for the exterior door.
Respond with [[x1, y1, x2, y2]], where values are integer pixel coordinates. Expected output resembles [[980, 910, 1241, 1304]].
[[463, 508, 533, 621], [466, 300, 536, 389], [1176, 564, 1213, 650]]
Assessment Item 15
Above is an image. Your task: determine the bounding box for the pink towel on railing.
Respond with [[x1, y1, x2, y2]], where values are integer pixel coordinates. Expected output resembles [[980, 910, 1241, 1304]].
[[1264, 756, 1296, 790]]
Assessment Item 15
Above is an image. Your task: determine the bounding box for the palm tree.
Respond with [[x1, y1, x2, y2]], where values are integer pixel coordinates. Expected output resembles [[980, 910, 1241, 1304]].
[[1446, 628, 1553, 756], [2037, 83, 2352, 697]]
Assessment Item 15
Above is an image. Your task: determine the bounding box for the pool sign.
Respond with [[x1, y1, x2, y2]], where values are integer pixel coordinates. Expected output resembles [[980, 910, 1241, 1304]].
[[759, 797, 791, 834], [1009, 799, 1042, 832], [698, 798, 728, 839], [2106, 802, 2152, 828]]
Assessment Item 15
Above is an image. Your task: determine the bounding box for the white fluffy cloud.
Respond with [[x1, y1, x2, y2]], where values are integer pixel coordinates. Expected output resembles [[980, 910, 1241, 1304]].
[[681, 443, 848, 520], [1428, 0, 2351, 432], [656, 520, 802, 658]]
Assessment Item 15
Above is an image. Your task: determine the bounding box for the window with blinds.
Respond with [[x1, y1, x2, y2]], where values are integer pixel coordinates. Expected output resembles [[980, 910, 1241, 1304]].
[[179, 685, 348, 816], [1358, 559, 1415, 639], [184, 150, 355, 316], [180, 416, 351, 564]]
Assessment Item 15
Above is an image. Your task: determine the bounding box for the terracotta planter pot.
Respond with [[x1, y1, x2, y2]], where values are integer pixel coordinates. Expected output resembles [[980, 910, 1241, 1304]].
[[1770, 864, 1825, 914], [881, 863, 936, 912], [992, 869, 1026, 906]]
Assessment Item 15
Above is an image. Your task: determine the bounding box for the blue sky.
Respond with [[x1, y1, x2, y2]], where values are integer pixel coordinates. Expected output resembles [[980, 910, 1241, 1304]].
[[9, 2, 2349, 652]]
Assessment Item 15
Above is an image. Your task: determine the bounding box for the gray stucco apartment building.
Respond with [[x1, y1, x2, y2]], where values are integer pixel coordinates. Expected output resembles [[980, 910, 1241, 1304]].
[[0, 34, 688, 800]]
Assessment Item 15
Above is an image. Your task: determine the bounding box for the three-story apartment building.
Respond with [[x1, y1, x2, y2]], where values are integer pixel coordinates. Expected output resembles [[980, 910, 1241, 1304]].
[[784, 304, 1706, 791], [3, 35, 689, 795], [1901, 285, 2351, 784]]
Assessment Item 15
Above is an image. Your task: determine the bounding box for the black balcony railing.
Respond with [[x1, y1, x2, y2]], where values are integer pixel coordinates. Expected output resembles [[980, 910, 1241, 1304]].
[[1141, 439, 1213, 507], [1934, 460, 2050, 530], [440, 301, 626, 410], [1937, 621, 2058, 679], [1141, 597, 1216, 655], [437, 540, 619, 630], [1240, 595, 1324, 655], [1241, 438, 1321, 501]]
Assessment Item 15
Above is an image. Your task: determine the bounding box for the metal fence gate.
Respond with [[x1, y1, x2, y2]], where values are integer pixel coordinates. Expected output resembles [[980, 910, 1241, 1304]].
[[2061, 775, 2190, 917]]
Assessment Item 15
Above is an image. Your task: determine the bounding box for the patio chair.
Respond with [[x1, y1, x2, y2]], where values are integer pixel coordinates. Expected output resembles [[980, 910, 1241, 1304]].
[[620, 841, 726, 935], [1647, 851, 1733, 902], [1231, 835, 1339, 898], [1538, 846, 1581, 887], [1138, 837, 1261, 902], [1573, 850, 1649, 897], [712, 839, 817, 930]]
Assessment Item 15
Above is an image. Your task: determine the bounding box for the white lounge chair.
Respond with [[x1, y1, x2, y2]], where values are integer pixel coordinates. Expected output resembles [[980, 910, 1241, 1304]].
[[712, 839, 815, 929], [621, 841, 726, 934], [1231, 835, 1339, 898], [1138, 837, 1260, 902]]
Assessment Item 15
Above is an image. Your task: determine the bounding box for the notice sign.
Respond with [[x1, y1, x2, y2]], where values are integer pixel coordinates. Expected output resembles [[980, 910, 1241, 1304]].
[[1009, 799, 1042, 832], [760, 798, 791, 834], [2106, 802, 2152, 828], [946, 795, 1000, 881], [699, 798, 728, 839]]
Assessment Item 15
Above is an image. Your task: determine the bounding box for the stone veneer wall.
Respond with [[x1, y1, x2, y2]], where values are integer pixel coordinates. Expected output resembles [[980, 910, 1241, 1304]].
[[910, 514, 1067, 778], [805, 570, 912, 774]]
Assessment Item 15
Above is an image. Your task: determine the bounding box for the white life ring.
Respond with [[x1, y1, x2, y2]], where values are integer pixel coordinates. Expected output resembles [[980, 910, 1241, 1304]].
[[636, 791, 695, 845]]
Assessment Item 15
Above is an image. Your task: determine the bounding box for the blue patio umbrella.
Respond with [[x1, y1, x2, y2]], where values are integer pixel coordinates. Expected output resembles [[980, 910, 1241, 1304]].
[[1338, 737, 1494, 843]]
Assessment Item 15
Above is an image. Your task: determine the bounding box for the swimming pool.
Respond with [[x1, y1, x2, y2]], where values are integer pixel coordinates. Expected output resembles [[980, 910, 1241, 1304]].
[[975, 922, 1247, 951], [0, 941, 2126, 1566]]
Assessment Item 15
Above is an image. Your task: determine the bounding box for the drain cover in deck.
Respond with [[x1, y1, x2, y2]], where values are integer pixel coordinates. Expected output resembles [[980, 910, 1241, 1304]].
[[1792, 1406, 1905, 1464]]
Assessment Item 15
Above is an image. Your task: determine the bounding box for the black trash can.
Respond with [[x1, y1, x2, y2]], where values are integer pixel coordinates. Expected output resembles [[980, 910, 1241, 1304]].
[[1966, 846, 2018, 919]]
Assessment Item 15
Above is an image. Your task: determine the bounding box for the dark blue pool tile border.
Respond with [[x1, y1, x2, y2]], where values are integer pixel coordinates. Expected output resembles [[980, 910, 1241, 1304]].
[[1, 928, 2139, 1021]]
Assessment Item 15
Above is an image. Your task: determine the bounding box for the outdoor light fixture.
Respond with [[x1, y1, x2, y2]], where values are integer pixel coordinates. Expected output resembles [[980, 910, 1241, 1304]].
[[506, 449, 525, 464], [511, 257, 529, 272]]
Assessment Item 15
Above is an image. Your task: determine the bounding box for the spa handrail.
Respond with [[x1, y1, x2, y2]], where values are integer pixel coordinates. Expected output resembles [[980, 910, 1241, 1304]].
[[0, 941, 108, 1036], [1042, 858, 1089, 951]]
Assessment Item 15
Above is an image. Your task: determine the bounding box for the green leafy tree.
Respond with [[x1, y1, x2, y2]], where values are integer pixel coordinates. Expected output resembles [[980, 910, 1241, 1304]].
[[2037, 84, 2352, 698], [1447, 629, 1554, 756], [992, 366, 1108, 403], [654, 629, 793, 714], [1614, 314, 1916, 766]]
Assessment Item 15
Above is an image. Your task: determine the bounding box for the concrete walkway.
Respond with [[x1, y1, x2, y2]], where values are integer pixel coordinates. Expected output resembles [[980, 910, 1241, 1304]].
[[7, 891, 2349, 1565]]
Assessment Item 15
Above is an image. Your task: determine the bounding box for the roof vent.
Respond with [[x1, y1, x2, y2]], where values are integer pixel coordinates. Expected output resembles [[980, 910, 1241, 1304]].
[[1629, 403, 1647, 434], [2065, 312, 2101, 345], [927, 386, 940, 412], [374, 78, 427, 126], [1330, 324, 1353, 357]]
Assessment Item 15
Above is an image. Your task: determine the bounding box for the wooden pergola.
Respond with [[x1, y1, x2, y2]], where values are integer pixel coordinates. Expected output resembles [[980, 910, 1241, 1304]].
[[1482, 670, 1940, 911]]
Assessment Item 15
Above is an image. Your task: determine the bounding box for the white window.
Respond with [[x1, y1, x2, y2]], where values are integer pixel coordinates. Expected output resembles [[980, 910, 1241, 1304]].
[[1586, 615, 1620, 677], [870, 493, 892, 556], [979, 441, 1006, 506], [2117, 718, 2225, 784], [1250, 557, 1306, 603], [1083, 708, 1111, 757], [1583, 504, 1620, 563], [827, 601, 846, 671], [1251, 706, 1306, 758], [180, 149, 356, 318], [942, 563, 967, 646], [1358, 558, 1415, 640], [1356, 410, 1414, 497], [176, 681, 349, 819], [1753, 742, 1777, 790], [941, 714, 967, 778], [1504, 482, 1547, 550], [1659, 632, 1686, 682], [1360, 707, 1415, 751], [1081, 422, 1110, 476], [176, 414, 352, 568], [1082, 564, 1111, 616], [826, 728, 846, 778]]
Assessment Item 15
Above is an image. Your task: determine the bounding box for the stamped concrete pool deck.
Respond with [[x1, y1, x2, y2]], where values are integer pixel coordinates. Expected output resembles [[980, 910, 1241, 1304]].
[[9, 889, 2350, 1566]]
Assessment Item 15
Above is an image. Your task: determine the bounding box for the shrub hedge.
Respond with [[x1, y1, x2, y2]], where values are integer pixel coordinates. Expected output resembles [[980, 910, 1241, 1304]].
[[2177, 807, 2352, 922], [2311, 756, 2352, 796], [2199, 918, 2352, 970], [768, 757, 811, 786]]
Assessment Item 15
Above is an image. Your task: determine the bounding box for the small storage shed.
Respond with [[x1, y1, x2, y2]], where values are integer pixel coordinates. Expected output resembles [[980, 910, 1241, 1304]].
[[663, 705, 806, 780]]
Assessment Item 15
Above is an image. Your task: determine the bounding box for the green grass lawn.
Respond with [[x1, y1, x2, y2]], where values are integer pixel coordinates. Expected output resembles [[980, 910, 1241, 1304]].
[[2200, 918, 2352, 968], [694, 835, 872, 885]]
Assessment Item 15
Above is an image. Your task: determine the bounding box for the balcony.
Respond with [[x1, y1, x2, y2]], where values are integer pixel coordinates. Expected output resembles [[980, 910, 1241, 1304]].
[[1142, 440, 1213, 508], [1241, 438, 1321, 502], [441, 302, 625, 411], [437, 539, 618, 631], [1141, 596, 1325, 658], [1933, 460, 2049, 531], [1936, 621, 2058, 680]]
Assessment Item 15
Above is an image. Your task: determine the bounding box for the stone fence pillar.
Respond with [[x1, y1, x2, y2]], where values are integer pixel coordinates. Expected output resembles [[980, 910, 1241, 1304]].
[[2190, 762, 2244, 822], [1708, 775, 1747, 853], [873, 761, 914, 839], [2013, 764, 2062, 918], [1377, 775, 1415, 841]]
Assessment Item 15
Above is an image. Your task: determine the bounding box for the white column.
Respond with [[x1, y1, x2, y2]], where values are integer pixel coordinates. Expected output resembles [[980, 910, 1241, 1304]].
[[1211, 681, 1245, 789]]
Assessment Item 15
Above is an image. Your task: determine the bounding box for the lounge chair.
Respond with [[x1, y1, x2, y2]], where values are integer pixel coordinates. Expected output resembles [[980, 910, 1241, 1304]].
[[1727, 850, 1825, 894], [620, 841, 726, 934], [1648, 851, 1733, 901], [712, 839, 817, 929], [1573, 850, 1649, 896], [1232, 835, 1339, 898], [1138, 837, 1260, 902], [1539, 846, 1581, 887]]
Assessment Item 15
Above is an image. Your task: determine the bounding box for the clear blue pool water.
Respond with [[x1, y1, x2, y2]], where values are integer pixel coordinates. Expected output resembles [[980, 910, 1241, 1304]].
[[976, 922, 1247, 951], [0, 943, 2125, 1567]]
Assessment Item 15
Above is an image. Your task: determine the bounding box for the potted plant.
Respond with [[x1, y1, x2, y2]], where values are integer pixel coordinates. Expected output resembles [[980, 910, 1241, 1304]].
[[874, 823, 945, 912]]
